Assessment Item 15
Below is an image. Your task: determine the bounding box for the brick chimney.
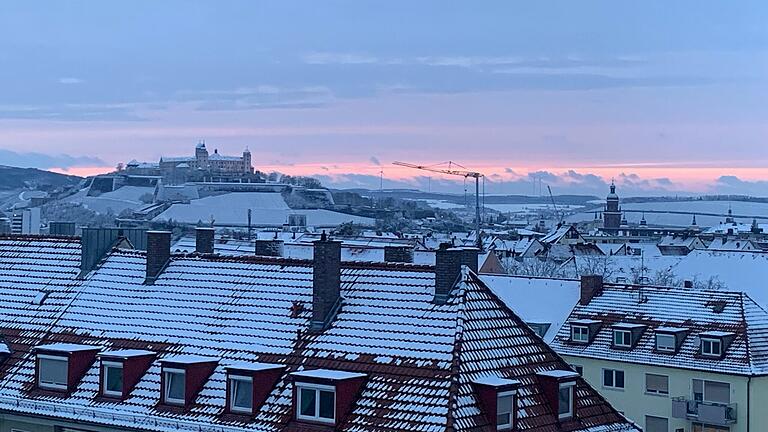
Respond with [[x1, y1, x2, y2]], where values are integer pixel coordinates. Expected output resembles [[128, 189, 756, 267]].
[[310, 233, 342, 332], [579, 275, 603, 305], [145, 231, 171, 284], [195, 227, 214, 254], [460, 247, 480, 273], [255, 239, 284, 257], [384, 245, 414, 263], [434, 244, 464, 304]]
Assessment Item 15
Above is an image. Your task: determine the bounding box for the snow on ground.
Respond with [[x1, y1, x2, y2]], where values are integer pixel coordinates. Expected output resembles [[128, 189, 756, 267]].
[[63, 186, 154, 215], [423, 200, 581, 213], [154, 192, 374, 227]]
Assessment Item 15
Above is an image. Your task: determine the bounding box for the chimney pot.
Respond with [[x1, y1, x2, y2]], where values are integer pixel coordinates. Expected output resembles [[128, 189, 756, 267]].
[[580, 275, 603, 305], [146, 231, 171, 284], [195, 227, 215, 254], [310, 236, 342, 332]]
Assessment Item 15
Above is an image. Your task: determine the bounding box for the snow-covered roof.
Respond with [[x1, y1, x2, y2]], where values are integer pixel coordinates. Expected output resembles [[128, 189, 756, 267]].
[[225, 362, 284, 372], [537, 370, 580, 379], [290, 369, 367, 381], [34, 343, 100, 353], [159, 355, 219, 364], [0, 238, 635, 432], [552, 284, 768, 376], [98, 349, 156, 359], [473, 375, 521, 387]]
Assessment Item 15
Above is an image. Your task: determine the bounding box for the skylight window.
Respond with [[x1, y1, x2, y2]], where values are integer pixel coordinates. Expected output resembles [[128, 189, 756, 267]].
[[101, 361, 123, 397], [163, 368, 186, 405], [571, 325, 589, 343], [701, 338, 723, 357], [228, 375, 253, 414], [496, 391, 515, 430], [37, 355, 68, 390], [297, 384, 335, 423]]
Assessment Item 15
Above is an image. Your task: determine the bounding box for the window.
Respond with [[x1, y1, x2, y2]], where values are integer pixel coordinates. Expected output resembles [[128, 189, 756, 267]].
[[229, 375, 253, 414], [702, 338, 722, 357], [692, 423, 730, 432], [571, 325, 589, 343], [557, 382, 575, 420], [102, 361, 124, 397], [693, 379, 730, 404], [496, 391, 514, 430], [645, 374, 669, 395], [38, 355, 68, 390], [656, 333, 676, 352], [645, 416, 669, 432], [297, 384, 335, 423], [528, 322, 551, 338], [163, 368, 186, 405], [602, 369, 625, 389], [570, 364, 583, 375], [613, 329, 632, 347]]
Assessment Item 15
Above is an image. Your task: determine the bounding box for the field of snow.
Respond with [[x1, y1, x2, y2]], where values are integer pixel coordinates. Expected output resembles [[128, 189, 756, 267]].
[[423, 199, 581, 213], [568, 200, 768, 227], [63, 186, 154, 215], [154, 192, 374, 227]]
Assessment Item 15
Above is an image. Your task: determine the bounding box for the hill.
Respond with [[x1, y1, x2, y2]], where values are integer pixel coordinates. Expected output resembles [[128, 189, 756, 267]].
[[0, 165, 82, 191]]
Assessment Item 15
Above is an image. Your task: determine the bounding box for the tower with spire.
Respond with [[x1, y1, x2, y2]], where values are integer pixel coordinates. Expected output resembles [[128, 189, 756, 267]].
[[603, 180, 622, 231]]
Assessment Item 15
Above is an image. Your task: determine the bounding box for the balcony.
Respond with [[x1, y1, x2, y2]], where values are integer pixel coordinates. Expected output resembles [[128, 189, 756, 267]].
[[672, 397, 737, 425]]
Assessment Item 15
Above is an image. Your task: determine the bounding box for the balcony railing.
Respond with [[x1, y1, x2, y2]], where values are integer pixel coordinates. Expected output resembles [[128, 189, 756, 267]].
[[672, 396, 737, 425]]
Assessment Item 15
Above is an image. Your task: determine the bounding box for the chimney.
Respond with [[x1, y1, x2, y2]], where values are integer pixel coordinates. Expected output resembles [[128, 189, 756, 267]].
[[384, 245, 414, 263], [460, 247, 480, 273], [434, 244, 464, 304], [145, 231, 171, 284], [49, 221, 76, 236], [683, 280, 693, 288], [255, 239, 284, 257], [580, 275, 603, 305], [310, 233, 342, 332], [195, 227, 214, 254]]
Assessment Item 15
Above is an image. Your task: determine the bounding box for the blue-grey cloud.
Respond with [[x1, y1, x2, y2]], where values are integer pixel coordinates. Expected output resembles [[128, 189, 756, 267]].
[[713, 176, 768, 196], [0, 149, 106, 169]]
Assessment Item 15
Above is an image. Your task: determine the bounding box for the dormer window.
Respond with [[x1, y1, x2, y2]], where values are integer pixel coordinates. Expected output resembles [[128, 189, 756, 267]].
[[702, 338, 722, 357], [536, 370, 579, 422], [38, 354, 68, 390], [229, 375, 253, 414], [297, 383, 335, 423], [290, 369, 366, 427], [473, 376, 520, 430], [98, 349, 155, 400], [613, 329, 631, 347], [33, 343, 100, 393], [558, 381, 575, 420], [163, 368, 186, 405], [571, 326, 589, 343], [159, 355, 218, 409], [656, 333, 676, 352], [101, 361, 123, 396], [225, 362, 284, 416]]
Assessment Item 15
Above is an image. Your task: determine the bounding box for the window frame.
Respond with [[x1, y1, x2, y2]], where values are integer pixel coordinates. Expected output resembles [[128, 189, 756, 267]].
[[655, 333, 676, 352], [602, 368, 625, 390], [228, 375, 254, 414], [701, 337, 723, 357], [37, 354, 69, 391], [613, 329, 632, 348], [571, 325, 589, 343], [692, 378, 731, 404], [496, 390, 515, 430], [162, 367, 186, 405], [101, 360, 124, 397], [645, 415, 669, 432], [557, 381, 575, 420], [296, 383, 336, 424], [645, 373, 669, 396]]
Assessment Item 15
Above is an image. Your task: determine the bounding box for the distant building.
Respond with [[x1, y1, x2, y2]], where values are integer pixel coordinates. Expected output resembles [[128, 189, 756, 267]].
[[603, 181, 622, 232], [11, 207, 40, 234], [159, 141, 253, 183]]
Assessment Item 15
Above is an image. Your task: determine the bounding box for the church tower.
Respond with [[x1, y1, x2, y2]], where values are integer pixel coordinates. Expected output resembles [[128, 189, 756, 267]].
[[243, 147, 253, 173], [195, 140, 209, 169], [603, 181, 622, 231]]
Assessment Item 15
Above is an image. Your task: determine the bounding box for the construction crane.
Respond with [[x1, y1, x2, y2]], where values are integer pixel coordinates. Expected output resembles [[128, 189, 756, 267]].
[[547, 185, 563, 225], [393, 161, 484, 250]]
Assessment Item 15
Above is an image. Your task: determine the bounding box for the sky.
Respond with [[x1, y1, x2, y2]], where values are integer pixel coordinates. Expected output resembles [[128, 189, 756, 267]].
[[1, 1, 768, 196]]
